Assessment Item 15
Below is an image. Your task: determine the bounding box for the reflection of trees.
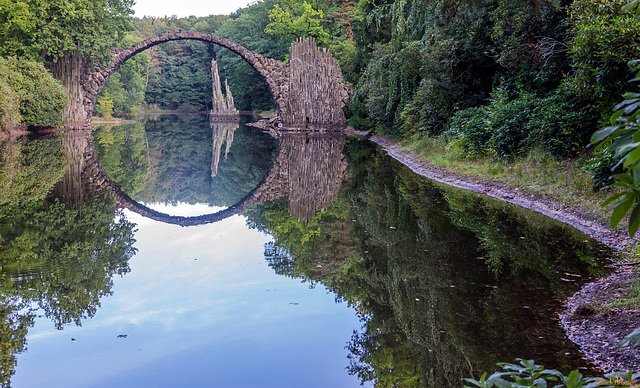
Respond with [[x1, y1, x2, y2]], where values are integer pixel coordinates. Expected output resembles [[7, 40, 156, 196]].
[[93, 123, 149, 197], [0, 297, 32, 387], [131, 115, 277, 207], [0, 195, 135, 329], [250, 138, 613, 387], [0, 137, 66, 206], [0, 134, 137, 386]]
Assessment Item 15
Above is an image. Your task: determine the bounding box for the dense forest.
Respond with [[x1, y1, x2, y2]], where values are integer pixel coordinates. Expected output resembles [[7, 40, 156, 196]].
[[2, 0, 639, 160], [90, 0, 639, 152]]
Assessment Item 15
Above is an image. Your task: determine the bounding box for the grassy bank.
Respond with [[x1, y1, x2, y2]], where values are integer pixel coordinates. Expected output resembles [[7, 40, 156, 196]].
[[401, 135, 616, 228]]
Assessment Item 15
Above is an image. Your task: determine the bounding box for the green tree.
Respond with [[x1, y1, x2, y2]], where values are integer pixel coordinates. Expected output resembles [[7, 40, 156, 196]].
[[96, 34, 149, 115], [214, 1, 287, 111], [0, 0, 134, 63], [265, 1, 330, 45]]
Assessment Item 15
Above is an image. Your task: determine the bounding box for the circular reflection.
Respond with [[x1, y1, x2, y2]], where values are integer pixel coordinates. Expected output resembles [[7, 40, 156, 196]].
[[58, 119, 349, 226]]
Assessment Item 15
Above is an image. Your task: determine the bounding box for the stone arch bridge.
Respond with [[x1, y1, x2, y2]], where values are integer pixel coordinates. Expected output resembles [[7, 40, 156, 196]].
[[50, 32, 350, 128]]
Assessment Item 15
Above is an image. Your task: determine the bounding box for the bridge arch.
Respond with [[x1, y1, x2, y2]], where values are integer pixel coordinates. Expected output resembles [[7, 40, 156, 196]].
[[83, 31, 289, 121]]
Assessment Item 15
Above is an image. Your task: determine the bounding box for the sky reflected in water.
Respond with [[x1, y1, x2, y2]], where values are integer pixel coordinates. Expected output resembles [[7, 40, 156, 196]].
[[13, 203, 365, 388]]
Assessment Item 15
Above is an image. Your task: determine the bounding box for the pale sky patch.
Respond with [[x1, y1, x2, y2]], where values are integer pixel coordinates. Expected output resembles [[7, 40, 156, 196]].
[[132, 0, 254, 18]]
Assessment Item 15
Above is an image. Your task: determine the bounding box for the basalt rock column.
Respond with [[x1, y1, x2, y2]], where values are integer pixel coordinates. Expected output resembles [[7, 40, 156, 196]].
[[48, 56, 92, 127], [283, 38, 350, 128]]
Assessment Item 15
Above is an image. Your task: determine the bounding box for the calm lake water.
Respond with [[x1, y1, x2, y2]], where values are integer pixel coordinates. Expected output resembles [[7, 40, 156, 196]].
[[0, 115, 613, 387]]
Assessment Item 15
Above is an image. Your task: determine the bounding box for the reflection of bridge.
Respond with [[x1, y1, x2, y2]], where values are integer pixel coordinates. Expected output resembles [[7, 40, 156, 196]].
[[58, 129, 348, 226], [50, 32, 350, 127]]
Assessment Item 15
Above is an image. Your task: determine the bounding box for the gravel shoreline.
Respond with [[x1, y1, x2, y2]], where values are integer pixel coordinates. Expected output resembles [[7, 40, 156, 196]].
[[371, 136, 640, 372]]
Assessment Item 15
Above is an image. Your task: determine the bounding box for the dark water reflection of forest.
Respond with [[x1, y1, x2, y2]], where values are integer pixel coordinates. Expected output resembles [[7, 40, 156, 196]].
[[0, 114, 614, 387]]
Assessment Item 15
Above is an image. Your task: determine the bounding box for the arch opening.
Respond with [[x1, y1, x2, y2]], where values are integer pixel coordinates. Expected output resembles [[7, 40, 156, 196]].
[[84, 31, 288, 122]]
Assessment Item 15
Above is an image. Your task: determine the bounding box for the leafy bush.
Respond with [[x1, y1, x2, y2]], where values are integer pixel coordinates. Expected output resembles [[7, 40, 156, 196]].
[[464, 358, 640, 388], [568, 0, 640, 112], [487, 90, 538, 157], [0, 57, 66, 127], [523, 93, 598, 157], [446, 106, 491, 157], [591, 60, 640, 237], [445, 89, 597, 159], [583, 148, 624, 191]]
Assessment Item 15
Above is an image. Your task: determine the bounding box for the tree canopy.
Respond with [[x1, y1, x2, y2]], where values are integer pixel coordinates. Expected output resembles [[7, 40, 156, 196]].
[[0, 0, 134, 63]]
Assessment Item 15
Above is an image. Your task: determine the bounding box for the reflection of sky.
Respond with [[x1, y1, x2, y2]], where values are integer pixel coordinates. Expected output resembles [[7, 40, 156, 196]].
[[13, 203, 366, 387]]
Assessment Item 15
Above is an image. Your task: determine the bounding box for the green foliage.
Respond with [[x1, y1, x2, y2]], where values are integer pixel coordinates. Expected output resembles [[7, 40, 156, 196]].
[[96, 34, 148, 115], [489, 0, 570, 92], [95, 95, 114, 118], [0, 0, 35, 59], [0, 0, 134, 63], [0, 76, 20, 131], [583, 148, 624, 190], [93, 123, 149, 196], [0, 57, 67, 127], [446, 89, 597, 159], [0, 193, 137, 329], [567, 0, 640, 112], [356, 37, 456, 136], [352, 0, 576, 136], [464, 359, 640, 388], [446, 106, 493, 158], [0, 298, 33, 386], [591, 61, 640, 237], [265, 1, 330, 45], [214, 1, 286, 111]]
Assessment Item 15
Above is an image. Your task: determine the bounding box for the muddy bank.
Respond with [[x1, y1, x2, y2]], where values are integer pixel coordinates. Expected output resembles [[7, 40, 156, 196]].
[[371, 136, 640, 372]]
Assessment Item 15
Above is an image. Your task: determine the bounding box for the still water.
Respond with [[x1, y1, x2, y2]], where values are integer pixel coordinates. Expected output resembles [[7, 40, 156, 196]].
[[0, 115, 613, 387]]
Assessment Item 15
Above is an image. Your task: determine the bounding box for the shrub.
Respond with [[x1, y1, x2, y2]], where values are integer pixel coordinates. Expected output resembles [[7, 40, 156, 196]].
[[95, 95, 114, 118], [486, 90, 538, 158], [567, 0, 640, 112], [582, 145, 624, 191], [0, 76, 20, 131], [444, 89, 599, 159], [0, 57, 67, 128], [464, 358, 640, 388], [445, 106, 491, 157], [523, 92, 599, 157]]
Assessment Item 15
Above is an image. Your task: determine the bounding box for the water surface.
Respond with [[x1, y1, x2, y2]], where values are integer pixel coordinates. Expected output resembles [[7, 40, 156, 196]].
[[0, 115, 614, 387]]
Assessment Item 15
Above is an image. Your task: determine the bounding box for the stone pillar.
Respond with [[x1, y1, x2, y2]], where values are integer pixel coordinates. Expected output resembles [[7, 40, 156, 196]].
[[48, 55, 90, 128]]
